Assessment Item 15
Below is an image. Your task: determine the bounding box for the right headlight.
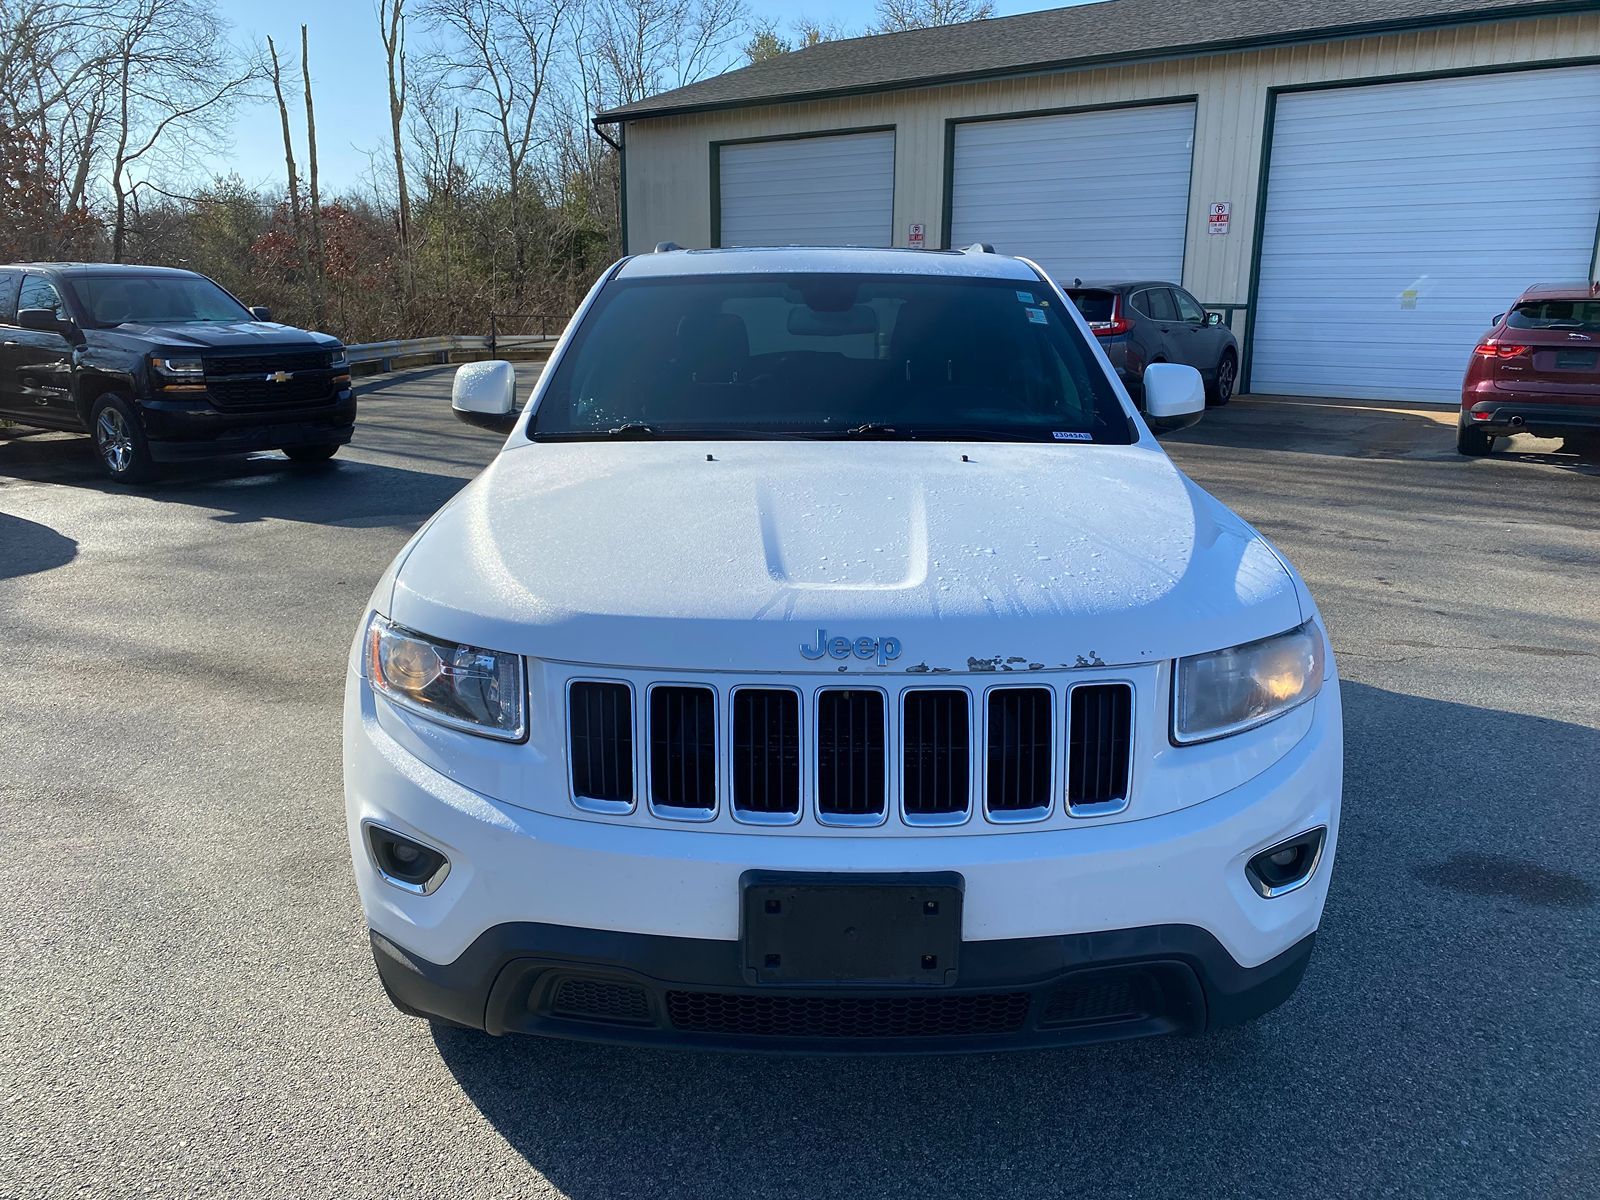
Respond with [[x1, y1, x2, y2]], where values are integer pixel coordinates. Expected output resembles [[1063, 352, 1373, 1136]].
[[364, 613, 526, 741], [1172, 621, 1327, 745]]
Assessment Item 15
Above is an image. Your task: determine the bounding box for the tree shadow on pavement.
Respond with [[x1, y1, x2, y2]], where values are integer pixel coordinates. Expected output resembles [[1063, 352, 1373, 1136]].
[[432, 682, 1600, 1200], [0, 511, 78, 580], [0, 429, 485, 529]]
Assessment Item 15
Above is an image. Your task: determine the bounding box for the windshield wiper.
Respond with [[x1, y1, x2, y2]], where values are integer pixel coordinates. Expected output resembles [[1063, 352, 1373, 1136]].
[[605, 422, 660, 438], [843, 422, 902, 438]]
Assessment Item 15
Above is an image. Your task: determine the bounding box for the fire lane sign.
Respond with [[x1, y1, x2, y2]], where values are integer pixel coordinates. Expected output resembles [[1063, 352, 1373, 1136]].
[[1208, 202, 1231, 236]]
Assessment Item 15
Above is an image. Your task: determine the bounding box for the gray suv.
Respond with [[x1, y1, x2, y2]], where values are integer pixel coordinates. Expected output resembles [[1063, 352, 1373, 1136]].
[[1066, 281, 1238, 408]]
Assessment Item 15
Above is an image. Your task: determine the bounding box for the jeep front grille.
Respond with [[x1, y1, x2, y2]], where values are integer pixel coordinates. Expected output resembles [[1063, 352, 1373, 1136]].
[[569, 682, 633, 807], [816, 689, 887, 822], [1067, 683, 1133, 814], [563, 675, 1137, 826], [649, 685, 716, 813], [985, 688, 1053, 817], [732, 689, 800, 819], [902, 689, 970, 820]]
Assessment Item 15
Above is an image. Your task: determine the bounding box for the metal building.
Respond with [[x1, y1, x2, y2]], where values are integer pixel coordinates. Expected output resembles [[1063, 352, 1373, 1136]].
[[595, 0, 1600, 402]]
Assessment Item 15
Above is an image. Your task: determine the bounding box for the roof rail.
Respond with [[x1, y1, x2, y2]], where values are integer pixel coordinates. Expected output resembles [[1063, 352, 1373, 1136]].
[[962, 242, 996, 254], [654, 241, 684, 253]]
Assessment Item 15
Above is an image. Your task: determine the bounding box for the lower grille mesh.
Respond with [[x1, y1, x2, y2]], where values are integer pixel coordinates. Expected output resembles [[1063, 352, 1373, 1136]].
[[549, 977, 652, 1025], [666, 990, 1031, 1038]]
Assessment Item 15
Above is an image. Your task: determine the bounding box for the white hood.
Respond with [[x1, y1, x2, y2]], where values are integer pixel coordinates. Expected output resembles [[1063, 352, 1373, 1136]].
[[387, 440, 1302, 673]]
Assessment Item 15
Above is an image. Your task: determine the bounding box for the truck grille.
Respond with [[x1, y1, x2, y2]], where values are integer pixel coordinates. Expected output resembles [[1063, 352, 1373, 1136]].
[[202, 351, 337, 409], [816, 689, 886, 821], [1067, 683, 1133, 813], [985, 688, 1053, 817], [564, 676, 1137, 826], [569, 682, 633, 807], [732, 689, 801, 819], [902, 690, 970, 820], [649, 685, 716, 813]]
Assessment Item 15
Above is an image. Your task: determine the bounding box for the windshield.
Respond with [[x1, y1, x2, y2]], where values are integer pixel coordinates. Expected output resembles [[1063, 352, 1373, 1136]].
[[1506, 299, 1600, 331], [530, 273, 1134, 443], [69, 273, 252, 327]]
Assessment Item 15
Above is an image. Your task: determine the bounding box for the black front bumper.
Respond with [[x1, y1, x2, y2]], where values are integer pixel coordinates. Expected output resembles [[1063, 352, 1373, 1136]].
[[1465, 400, 1600, 439], [372, 922, 1316, 1054], [138, 392, 357, 461]]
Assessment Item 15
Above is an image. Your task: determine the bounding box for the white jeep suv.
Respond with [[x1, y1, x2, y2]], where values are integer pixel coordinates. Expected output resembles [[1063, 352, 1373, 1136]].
[[344, 245, 1341, 1052]]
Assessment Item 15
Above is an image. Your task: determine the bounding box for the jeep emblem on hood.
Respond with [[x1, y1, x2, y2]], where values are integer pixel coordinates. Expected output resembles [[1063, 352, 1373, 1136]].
[[800, 629, 903, 667]]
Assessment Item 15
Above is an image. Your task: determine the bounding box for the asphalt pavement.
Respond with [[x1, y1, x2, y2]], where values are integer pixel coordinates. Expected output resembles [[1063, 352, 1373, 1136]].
[[3, 375, 1597, 1199]]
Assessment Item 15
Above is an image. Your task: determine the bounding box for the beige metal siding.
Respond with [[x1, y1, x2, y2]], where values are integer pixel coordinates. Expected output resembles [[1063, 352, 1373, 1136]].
[[622, 12, 1600, 330]]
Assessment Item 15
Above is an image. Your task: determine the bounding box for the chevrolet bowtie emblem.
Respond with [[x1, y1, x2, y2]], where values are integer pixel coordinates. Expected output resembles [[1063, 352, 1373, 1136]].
[[266, 370, 294, 383]]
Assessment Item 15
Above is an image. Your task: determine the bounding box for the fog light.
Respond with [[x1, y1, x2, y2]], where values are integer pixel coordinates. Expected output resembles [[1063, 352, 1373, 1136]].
[[366, 824, 451, 895], [1246, 827, 1326, 898]]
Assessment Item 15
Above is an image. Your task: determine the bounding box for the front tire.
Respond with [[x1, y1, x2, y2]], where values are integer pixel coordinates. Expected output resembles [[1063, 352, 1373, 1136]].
[[283, 443, 340, 464], [1456, 421, 1495, 456], [1207, 350, 1236, 407], [90, 396, 158, 484]]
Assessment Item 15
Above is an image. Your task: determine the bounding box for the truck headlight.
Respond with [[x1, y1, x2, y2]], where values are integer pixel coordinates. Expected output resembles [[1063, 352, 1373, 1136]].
[[1172, 621, 1327, 744], [150, 355, 203, 378], [364, 614, 526, 741]]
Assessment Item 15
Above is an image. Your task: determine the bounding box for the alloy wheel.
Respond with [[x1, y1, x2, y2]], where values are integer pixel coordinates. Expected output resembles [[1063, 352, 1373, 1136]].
[[96, 408, 134, 474]]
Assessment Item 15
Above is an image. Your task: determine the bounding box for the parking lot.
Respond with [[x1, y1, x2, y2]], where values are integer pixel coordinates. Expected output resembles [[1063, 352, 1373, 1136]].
[[3, 371, 1597, 1199]]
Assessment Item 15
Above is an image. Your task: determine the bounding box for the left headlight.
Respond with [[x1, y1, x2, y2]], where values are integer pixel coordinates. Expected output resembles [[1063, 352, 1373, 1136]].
[[364, 613, 526, 741], [329, 348, 349, 371], [1173, 621, 1327, 745]]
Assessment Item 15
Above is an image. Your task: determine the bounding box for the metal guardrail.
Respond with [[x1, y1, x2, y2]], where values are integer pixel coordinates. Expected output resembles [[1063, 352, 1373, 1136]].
[[344, 333, 560, 373]]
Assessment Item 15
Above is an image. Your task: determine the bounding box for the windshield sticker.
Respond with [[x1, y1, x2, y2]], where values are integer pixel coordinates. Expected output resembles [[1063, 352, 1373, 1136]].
[[1016, 291, 1034, 304], [1053, 431, 1093, 441], [1025, 307, 1047, 325]]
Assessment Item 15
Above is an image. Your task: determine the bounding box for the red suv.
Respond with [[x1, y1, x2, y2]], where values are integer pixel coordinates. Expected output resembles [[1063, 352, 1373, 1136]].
[[1458, 282, 1600, 456]]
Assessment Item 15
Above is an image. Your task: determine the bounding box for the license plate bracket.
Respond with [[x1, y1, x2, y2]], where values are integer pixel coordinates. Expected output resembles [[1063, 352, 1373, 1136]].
[[1555, 349, 1597, 369], [740, 871, 963, 986]]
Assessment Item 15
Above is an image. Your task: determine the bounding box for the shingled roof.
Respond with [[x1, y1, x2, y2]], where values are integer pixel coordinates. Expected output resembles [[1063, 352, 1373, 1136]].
[[597, 0, 1586, 122]]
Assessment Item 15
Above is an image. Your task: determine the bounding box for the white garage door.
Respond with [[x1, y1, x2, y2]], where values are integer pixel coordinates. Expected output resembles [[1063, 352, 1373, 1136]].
[[718, 131, 895, 248], [949, 103, 1196, 281], [1252, 66, 1600, 403]]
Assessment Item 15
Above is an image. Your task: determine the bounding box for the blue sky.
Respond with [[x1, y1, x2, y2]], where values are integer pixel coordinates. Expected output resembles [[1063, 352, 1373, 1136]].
[[213, 0, 1069, 194]]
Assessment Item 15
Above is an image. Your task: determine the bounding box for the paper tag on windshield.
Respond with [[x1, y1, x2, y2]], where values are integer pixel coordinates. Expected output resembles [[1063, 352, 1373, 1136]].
[[1016, 291, 1034, 304], [1025, 307, 1047, 325], [1053, 431, 1093, 441]]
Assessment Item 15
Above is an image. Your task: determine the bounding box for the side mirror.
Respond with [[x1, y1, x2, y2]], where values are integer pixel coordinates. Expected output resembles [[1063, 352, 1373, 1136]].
[[1143, 363, 1205, 434], [18, 307, 72, 336], [1491, 313, 1505, 325], [1206, 311, 1223, 327], [452, 359, 520, 433], [249, 305, 273, 322]]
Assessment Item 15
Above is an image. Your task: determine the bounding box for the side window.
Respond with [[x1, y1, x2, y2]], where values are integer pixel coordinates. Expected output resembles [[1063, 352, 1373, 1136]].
[[1128, 290, 1150, 318], [1174, 290, 1207, 324], [1145, 288, 1179, 322], [0, 271, 19, 324], [18, 275, 64, 318]]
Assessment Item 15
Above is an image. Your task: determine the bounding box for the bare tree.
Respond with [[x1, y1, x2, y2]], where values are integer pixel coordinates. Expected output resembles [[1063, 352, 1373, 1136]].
[[872, 0, 992, 34], [302, 24, 326, 322], [421, 0, 572, 301], [581, 0, 749, 108], [378, 0, 413, 272], [265, 34, 304, 261], [104, 0, 260, 260]]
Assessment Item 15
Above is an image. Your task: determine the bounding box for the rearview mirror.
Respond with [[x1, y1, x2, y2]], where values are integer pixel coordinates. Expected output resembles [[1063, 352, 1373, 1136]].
[[1142, 363, 1205, 434], [452, 359, 520, 433], [249, 305, 273, 322]]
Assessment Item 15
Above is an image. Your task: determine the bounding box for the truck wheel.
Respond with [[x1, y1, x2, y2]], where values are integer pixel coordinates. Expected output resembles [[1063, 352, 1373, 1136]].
[[90, 396, 158, 483], [283, 443, 340, 464], [1456, 422, 1494, 457]]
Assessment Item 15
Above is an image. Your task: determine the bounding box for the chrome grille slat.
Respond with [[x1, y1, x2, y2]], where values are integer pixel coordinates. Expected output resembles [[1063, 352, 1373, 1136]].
[[732, 688, 801, 819], [903, 689, 970, 820], [985, 688, 1052, 818], [649, 685, 716, 813], [1067, 682, 1134, 816], [816, 689, 886, 822], [569, 681, 634, 808]]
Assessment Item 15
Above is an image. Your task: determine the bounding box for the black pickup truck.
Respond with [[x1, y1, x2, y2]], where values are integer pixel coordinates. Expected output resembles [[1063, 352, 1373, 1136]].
[[0, 262, 355, 482]]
